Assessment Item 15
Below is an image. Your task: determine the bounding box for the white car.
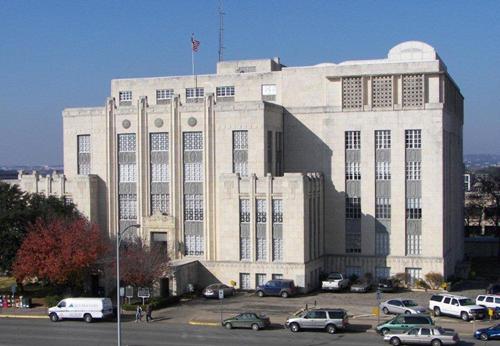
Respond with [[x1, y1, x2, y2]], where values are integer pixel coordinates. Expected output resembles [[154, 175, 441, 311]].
[[429, 294, 485, 321], [48, 297, 113, 323], [380, 298, 427, 315], [476, 294, 500, 310]]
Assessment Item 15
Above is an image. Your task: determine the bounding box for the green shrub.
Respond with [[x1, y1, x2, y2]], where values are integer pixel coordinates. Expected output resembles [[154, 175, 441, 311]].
[[45, 295, 63, 307], [415, 279, 430, 289], [121, 303, 138, 311]]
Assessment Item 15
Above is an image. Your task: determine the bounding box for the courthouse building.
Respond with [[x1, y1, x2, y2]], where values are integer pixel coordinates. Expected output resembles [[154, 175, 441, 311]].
[[59, 41, 464, 292]]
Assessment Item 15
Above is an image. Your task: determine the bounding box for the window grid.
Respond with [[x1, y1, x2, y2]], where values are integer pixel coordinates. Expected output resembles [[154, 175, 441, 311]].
[[185, 234, 203, 256], [119, 163, 137, 183], [240, 237, 251, 260], [346, 197, 361, 219], [375, 130, 391, 149], [184, 194, 204, 221], [345, 162, 361, 180], [119, 91, 132, 102], [406, 234, 422, 255], [240, 199, 251, 223], [406, 198, 422, 219], [405, 129, 422, 149], [405, 268, 422, 286], [342, 77, 363, 109], [375, 197, 391, 219], [256, 237, 267, 261], [272, 199, 283, 223], [216, 86, 235, 97], [150, 133, 169, 151], [233, 130, 248, 176], [151, 163, 168, 182], [186, 87, 204, 99], [156, 89, 174, 101], [240, 273, 251, 290], [345, 131, 361, 150], [77, 135, 91, 175], [402, 74, 424, 108], [375, 232, 389, 255], [375, 267, 391, 279], [183, 132, 203, 151], [118, 134, 136, 152], [151, 194, 169, 214], [376, 161, 391, 180], [119, 194, 137, 220], [184, 162, 203, 182], [256, 273, 267, 287], [256, 199, 267, 223], [405, 161, 421, 180], [372, 75, 393, 108], [272, 199, 283, 262], [272, 238, 283, 262], [272, 273, 283, 280]]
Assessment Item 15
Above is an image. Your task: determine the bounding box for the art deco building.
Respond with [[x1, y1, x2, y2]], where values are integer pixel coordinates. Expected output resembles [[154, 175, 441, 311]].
[[60, 41, 464, 292]]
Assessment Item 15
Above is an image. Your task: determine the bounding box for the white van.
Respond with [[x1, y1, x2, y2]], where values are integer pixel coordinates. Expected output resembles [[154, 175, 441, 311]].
[[48, 298, 113, 323]]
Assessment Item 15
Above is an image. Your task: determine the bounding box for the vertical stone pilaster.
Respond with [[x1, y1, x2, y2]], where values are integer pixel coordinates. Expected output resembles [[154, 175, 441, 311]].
[[105, 97, 117, 237], [171, 95, 182, 259]]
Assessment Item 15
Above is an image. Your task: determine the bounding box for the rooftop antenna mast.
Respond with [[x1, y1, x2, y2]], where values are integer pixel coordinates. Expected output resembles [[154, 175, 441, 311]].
[[218, 0, 225, 62]]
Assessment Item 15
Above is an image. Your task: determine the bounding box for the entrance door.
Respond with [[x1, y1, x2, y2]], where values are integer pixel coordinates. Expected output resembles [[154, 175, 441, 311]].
[[160, 278, 169, 297]]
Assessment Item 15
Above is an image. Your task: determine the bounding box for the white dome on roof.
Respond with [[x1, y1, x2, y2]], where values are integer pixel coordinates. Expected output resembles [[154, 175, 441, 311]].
[[388, 41, 438, 61]]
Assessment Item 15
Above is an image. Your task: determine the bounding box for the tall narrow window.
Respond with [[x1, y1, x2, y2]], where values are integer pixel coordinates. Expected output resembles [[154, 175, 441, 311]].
[[150, 132, 169, 215], [183, 132, 204, 256], [117, 133, 137, 236], [233, 130, 248, 176], [77, 135, 91, 175], [406, 234, 422, 255], [240, 199, 251, 260], [275, 132, 283, 176], [375, 232, 389, 255], [267, 131, 273, 175], [256, 199, 267, 261], [272, 199, 283, 262]]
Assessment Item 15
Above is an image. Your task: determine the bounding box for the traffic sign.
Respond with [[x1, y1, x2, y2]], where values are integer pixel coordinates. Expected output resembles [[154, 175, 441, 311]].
[[138, 288, 150, 299], [218, 289, 224, 300], [126, 286, 134, 298], [376, 289, 382, 301]]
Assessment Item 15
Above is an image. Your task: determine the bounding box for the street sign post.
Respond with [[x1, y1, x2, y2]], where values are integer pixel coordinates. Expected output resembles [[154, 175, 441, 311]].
[[219, 289, 224, 323], [376, 289, 382, 324], [138, 288, 150, 305], [125, 286, 134, 304]]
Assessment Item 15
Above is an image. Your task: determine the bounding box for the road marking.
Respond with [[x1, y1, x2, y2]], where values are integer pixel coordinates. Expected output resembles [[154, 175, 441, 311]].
[[0, 314, 46, 319], [188, 320, 220, 327]]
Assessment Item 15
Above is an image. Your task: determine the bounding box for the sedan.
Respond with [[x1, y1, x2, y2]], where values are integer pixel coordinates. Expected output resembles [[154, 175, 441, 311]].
[[380, 298, 427, 315], [350, 280, 372, 293], [474, 323, 500, 341], [222, 312, 270, 331], [378, 278, 397, 293], [202, 283, 235, 299], [384, 327, 459, 346]]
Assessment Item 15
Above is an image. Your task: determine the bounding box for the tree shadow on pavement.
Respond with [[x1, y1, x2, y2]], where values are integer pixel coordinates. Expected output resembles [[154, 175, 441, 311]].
[[346, 323, 373, 333]]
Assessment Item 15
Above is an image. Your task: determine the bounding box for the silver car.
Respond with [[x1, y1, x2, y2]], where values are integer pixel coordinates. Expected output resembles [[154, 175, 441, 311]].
[[384, 327, 459, 346], [380, 298, 427, 315], [202, 283, 235, 298], [285, 308, 349, 334]]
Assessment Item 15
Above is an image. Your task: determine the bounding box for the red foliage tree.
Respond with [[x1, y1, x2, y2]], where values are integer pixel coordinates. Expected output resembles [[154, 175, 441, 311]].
[[13, 218, 106, 286], [118, 238, 170, 288]]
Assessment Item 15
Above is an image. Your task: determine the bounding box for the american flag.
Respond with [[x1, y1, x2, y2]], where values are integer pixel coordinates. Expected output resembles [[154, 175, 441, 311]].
[[191, 34, 200, 52]]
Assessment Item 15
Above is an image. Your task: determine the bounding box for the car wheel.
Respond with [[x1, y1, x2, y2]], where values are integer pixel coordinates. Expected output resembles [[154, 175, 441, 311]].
[[433, 307, 441, 316], [83, 314, 93, 323], [480, 332, 489, 341], [224, 322, 232, 329], [390, 337, 401, 346], [431, 339, 442, 346], [382, 307, 389, 315], [381, 328, 390, 336], [257, 291, 264, 297], [49, 313, 59, 322], [461, 311, 469, 321], [326, 324, 337, 334], [251, 323, 260, 331], [404, 310, 411, 314], [281, 291, 289, 298], [290, 323, 300, 333]]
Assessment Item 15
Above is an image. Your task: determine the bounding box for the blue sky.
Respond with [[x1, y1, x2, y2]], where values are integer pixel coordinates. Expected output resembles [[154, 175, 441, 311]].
[[0, 0, 499, 165]]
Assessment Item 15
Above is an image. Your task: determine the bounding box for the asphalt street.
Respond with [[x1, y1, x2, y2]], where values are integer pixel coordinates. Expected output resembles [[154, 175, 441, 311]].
[[0, 318, 481, 346]]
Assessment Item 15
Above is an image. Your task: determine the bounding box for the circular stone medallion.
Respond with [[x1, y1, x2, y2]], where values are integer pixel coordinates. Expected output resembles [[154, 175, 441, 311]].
[[188, 117, 197, 127], [122, 119, 131, 129], [154, 118, 164, 128]]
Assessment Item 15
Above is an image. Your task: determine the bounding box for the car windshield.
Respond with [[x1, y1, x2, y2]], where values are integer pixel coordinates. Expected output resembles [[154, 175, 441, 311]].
[[328, 274, 342, 280], [435, 327, 445, 335], [458, 298, 475, 306], [402, 300, 418, 307]]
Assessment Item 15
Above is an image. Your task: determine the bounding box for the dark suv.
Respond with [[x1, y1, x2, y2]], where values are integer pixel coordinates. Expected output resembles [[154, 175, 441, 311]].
[[256, 279, 296, 298]]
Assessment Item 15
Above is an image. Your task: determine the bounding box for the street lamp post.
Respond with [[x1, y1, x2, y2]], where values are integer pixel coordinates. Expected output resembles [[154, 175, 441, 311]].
[[116, 224, 140, 346]]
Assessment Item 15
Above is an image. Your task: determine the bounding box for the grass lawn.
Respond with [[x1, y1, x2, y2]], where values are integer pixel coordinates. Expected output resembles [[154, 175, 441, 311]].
[[0, 276, 16, 293]]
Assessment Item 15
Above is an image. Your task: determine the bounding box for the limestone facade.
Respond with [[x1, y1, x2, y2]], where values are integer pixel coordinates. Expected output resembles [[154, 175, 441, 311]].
[[61, 41, 464, 291]]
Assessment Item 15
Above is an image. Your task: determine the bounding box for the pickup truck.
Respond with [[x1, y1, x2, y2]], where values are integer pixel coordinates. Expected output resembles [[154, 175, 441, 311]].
[[322, 272, 350, 291]]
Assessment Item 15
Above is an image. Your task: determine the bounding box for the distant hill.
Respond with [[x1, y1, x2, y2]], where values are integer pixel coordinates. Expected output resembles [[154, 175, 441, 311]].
[[464, 154, 500, 169]]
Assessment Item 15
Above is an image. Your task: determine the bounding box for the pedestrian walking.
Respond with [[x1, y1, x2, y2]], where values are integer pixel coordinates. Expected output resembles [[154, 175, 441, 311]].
[[135, 305, 143, 322], [146, 304, 153, 322]]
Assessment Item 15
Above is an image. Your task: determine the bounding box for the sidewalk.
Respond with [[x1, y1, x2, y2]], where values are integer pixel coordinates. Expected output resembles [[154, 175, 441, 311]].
[[0, 307, 47, 319]]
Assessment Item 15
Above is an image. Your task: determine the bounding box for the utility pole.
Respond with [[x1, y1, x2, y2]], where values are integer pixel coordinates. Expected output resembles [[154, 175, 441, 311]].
[[218, 0, 225, 62]]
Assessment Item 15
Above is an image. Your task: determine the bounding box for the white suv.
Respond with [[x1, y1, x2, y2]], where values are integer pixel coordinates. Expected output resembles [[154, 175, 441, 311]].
[[429, 293, 486, 321], [476, 294, 500, 311]]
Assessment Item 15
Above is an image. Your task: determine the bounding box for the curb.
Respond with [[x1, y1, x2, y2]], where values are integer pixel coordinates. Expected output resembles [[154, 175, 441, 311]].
[[0, 314, 46, 319], [188, 320, 220, 327]]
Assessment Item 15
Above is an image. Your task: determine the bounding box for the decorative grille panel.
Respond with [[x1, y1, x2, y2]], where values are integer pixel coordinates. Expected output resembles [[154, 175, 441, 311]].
[[118, 134, 136, 152], [342, 77, 363, 109], [183, 132, 203, 150], [372, 75, 393, 108], [402, 74, 424, 108]]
